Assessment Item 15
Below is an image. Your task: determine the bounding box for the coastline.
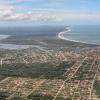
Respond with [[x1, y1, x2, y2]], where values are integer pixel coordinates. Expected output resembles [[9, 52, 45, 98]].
[[0, 34, 10, 40], [58, 27, 99, 45]]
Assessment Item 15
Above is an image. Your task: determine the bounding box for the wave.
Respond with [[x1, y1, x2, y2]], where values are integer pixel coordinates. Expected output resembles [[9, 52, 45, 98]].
[[58, 27, 99, 45], [0, 34, 10, 40]]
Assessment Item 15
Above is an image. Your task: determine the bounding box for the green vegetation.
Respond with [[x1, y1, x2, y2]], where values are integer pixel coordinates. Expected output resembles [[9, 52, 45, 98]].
[[10, 96, 24, 100], [45, 38, 94, 48], [0, 91, 11, 100], [28, 93, 53, 100], [94, 80, 100, 98], [0, 61, 75, 79], [74, 59, 95, 80], [28, 94, 73, 100]]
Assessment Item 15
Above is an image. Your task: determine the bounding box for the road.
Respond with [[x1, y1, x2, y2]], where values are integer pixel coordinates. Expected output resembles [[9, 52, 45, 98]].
[[53, 57, 87, 100]]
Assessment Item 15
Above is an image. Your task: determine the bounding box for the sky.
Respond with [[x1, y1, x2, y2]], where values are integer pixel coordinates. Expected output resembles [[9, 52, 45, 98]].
[[0, 0, 100, 26]]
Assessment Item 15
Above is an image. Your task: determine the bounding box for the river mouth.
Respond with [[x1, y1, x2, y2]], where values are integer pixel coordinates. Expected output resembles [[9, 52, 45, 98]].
[[0, 43, 32, 50], [0, 35, 30, 50], [0, 43, 45, 50], [0, 34, 45, 50]]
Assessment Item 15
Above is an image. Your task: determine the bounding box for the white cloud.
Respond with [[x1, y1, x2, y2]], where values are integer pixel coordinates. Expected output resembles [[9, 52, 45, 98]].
[[0, 5, 14, 19], [0, 4, 100, 22]]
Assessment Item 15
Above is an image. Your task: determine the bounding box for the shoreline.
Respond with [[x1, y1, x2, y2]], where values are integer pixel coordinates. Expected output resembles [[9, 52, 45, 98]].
[[0, 34, 11, 40], [58, 27, 99, 45]]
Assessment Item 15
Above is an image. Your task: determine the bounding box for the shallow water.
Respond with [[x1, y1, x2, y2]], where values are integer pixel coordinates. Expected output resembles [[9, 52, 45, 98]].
[[0, 43, 32, 50]]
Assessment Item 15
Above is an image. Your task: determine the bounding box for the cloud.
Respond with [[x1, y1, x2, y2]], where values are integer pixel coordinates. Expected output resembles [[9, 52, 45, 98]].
[[0, 0, 100, 23], [0, 5, 14, 20], [0, 3, 100, 22]]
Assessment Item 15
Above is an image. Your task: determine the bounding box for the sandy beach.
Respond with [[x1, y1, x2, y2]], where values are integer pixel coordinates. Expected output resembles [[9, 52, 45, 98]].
[[58, 27, 98, 45]]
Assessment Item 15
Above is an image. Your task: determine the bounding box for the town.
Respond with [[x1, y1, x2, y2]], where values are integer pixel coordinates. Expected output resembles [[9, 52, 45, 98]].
[[0, 46, 99, 100]]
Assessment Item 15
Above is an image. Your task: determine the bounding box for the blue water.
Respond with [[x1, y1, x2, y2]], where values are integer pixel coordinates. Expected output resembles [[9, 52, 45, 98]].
[[63, 25, 100, 44]]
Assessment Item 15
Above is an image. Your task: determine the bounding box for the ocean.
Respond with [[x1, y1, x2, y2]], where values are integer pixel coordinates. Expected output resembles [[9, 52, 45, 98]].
[[63, 25, 100, 45]]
